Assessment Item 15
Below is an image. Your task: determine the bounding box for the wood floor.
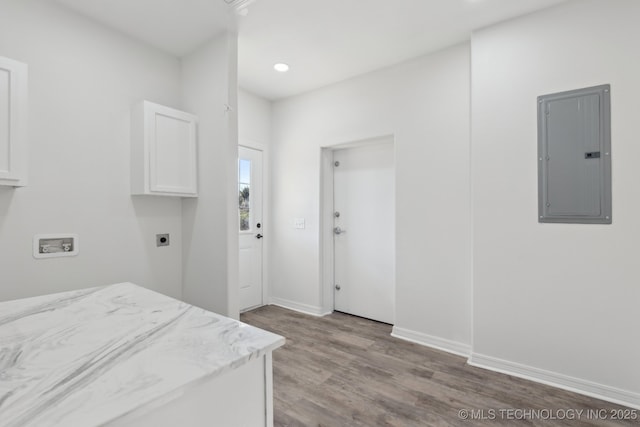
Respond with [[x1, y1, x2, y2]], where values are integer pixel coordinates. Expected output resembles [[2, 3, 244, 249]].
[[241, 306, 637, 427]]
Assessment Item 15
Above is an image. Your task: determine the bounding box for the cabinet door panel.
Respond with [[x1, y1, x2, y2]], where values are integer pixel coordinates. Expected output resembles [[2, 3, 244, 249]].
[[0, 56, 28, 187], [150, 112, 196, 194], [132, 100, 198, 197]]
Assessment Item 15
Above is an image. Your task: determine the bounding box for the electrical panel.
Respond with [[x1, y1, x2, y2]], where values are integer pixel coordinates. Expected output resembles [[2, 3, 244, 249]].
[[538, 85, 611, 224]]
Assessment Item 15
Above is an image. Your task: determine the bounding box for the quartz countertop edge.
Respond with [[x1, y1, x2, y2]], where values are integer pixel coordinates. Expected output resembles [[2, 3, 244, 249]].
[[0, 282, 285, 427], [107, 332, 283, 426]]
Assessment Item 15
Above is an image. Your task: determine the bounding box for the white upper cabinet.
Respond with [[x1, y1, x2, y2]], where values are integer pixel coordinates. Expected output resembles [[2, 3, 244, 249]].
[[131, 101, 198, 197], [0, 56, 28, 187]]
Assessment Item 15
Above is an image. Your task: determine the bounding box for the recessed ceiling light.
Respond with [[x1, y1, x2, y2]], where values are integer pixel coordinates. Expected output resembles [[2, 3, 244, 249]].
[[274, 63, 290, 73]]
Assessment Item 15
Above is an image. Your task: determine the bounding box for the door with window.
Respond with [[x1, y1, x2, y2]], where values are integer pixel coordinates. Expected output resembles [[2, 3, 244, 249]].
[[333, 142, 395, 324], [238, 146, 263, 311]]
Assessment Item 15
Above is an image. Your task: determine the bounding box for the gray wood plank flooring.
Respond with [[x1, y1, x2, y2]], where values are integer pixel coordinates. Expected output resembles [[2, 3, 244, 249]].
[[241, 306, 637, 426]]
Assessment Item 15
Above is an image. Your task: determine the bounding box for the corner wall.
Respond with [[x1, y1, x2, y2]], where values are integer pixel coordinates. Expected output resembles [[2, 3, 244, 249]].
[[181, 33, 240, 318], [471, 0, 640, 406], [270, 44, 472, 350], [0, 0, 183, 300]]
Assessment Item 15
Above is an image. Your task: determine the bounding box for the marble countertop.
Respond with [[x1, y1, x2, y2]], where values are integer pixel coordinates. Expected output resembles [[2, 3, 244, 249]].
[[0, 282, 284, 427]]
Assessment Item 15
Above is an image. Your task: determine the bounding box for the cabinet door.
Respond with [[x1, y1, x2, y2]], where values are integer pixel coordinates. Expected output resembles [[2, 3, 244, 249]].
[[0, 56, 28, 187], [146, 103, 197, 195]]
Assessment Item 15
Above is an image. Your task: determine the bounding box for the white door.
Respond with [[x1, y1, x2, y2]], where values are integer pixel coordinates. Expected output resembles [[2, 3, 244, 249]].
[[238, 146, 264, 311], [333, 143, 395, 324]]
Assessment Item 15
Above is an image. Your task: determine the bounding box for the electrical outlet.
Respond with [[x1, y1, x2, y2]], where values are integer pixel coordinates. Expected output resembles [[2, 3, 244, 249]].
[[156, 234, 170, 247]]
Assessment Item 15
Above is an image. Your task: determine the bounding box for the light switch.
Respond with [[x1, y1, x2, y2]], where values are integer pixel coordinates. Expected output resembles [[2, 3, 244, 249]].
[[294, 218, 305, 229]]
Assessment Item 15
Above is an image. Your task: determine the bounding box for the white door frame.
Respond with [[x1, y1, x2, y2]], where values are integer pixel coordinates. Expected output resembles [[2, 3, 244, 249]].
[[319, 134, 396, 317], [239, 140, 269, 312]]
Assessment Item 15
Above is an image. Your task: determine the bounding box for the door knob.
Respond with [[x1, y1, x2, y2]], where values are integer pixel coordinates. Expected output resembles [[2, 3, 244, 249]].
[[256, 234, 263, 239], [335, 284, 341, 291], [334, 227, 346, 235]]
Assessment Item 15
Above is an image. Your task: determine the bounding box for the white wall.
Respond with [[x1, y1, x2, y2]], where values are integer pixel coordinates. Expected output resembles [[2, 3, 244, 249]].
[[239, 89, 271, 146], [471, 0, 640, 405], [0, 0, 184, 300], [270, 44, 471, 349], [181, 34, 240, 318]]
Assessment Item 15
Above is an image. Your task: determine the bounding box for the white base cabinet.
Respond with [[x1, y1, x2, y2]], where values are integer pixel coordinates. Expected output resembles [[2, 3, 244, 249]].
[[110, 354, 276, 427], [0, 56, 28, 187], [131, 101, 198, 197]]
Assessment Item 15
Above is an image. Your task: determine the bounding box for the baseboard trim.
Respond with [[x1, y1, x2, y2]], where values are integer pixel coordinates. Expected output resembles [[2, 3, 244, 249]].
[[269, 297, 330, 317], [468, 353, 640, 410], [391, 326, 471, 357]]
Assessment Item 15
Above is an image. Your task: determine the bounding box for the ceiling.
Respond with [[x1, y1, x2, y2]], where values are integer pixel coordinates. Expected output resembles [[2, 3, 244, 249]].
[[238, 0, 568, 100], [54, 0, 235, 56], [54, 0, 569, 101]]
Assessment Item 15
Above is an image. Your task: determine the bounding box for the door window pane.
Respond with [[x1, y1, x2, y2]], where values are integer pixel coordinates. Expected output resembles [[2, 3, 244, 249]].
[[239, 159, 251, 231]]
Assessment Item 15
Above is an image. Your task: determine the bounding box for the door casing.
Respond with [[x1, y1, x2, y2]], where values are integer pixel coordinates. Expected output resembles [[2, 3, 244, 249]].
[[239, 141, 269, 312], [320, 134, 396, 319]]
